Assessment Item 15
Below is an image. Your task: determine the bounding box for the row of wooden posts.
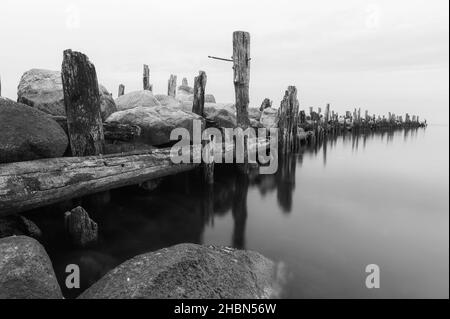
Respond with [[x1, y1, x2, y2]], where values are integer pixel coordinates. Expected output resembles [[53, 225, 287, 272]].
[[0, 31, 252, 215], [0, 31, 425, 216]]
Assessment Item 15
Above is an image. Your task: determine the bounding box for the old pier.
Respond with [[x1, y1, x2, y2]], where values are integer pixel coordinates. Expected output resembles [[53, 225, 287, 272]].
[[0, 31, 426, 216]]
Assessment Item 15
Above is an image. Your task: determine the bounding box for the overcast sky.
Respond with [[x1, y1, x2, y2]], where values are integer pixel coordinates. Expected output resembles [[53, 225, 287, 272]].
[[0, 0, 448, 123]]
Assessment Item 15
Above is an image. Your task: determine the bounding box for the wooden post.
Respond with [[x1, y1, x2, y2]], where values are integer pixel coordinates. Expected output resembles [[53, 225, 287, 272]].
[[278, 86, 299, 153], [324, 104, 330, 126], [168, 74, 177, 97], [61, 49, 105, 156], [233, 31, 251, 128], [118, 84, 125, 97], [143, 64, 152, 91], [192, 71, 207, 116], [299, 110, 306, 124], [182, 77, 188, 87], [203, 136, 215, 184]]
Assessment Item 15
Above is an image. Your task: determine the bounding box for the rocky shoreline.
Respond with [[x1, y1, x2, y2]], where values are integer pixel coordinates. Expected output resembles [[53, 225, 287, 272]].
[[0, 235, 284, 299], [0, 50, 425, 299]]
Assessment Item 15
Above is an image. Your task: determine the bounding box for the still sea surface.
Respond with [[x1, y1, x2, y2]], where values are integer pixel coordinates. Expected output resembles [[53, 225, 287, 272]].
[[34, 126, 449, 298]]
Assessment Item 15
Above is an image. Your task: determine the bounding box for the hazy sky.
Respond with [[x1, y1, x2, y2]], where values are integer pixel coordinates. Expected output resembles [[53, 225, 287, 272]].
[[1, 0, 448, 123]]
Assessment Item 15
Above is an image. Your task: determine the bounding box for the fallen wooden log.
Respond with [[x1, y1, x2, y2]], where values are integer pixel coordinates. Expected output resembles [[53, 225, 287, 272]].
[[51, 116, 141, 142], [0, 147, 201, 216], [0, 139, 269, 216]]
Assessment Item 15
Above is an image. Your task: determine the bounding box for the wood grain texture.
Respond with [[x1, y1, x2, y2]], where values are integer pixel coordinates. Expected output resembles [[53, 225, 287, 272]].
[[61, 49, 105, 156], [233, 31, 251, 129], [51, 116, 141, 142], [278, 86, 299, 153]]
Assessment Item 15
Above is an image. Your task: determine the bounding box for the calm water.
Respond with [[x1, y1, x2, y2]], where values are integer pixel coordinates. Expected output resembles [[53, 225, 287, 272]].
[[32, 126, 449, 298]]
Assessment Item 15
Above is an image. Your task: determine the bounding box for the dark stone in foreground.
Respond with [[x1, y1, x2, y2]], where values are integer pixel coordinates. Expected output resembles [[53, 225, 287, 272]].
[[79, 243, 281, 299], [0, 236, 63, 299], [64, 206, 98, 247], [0, 215, 42, 239]]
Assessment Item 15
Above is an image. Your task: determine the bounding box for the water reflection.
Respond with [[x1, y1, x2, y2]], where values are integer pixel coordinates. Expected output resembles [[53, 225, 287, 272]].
[[26, 127, 440, 298]]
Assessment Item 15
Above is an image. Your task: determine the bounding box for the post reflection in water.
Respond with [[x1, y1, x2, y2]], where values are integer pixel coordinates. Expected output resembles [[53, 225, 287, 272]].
[[31, 127, 447, 299]]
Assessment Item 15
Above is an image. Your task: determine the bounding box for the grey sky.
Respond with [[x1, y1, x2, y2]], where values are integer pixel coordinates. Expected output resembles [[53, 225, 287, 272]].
[[1, 0, 448, 123]]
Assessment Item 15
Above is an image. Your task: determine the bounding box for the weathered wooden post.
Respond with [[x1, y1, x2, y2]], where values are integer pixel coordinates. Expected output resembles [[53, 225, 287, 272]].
[[168, 74, 177, 97], [232, 31, 251, 175], [61, 49, 104, 156], [192, 71, 207, 116], [279, 86, 299, 153], [233, 31, 251, 128], [118, 84, 125, 97], [168, 75, 177, 97], [143, 64, 152, 91], [299, 110, 306, 124], [324, 104, 330, 129]]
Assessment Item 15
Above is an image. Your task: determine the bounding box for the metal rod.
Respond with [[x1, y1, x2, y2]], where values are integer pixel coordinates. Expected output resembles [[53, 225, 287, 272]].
[[207, 55, 233, 62]]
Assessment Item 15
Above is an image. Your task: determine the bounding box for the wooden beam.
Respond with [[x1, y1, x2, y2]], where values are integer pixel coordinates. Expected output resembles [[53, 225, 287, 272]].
[[51, 116, 141, 142], [61, 49, 105, 156], [0, 147, 201, 216], [0, 140, 267, 216], [192, 71, 207, 116]]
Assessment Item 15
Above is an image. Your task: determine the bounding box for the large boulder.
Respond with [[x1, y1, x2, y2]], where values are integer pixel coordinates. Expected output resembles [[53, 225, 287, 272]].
[[205, 107, 237, 128], [0, 98, 68, 163], [0, 236, 63, 299], [260, 107, 279, 129], [79, 243, 282, 299], [154, 94, 182, 108], [115, 90, 161, 111], [248, 107, 261, 121], [176, 78, 194, 102], [106, 106, 204, 146], [17, 69, 116, 120], [99, 85, 118, 120], [17, 69, 64, 116], [185, 94, 216, 104]]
